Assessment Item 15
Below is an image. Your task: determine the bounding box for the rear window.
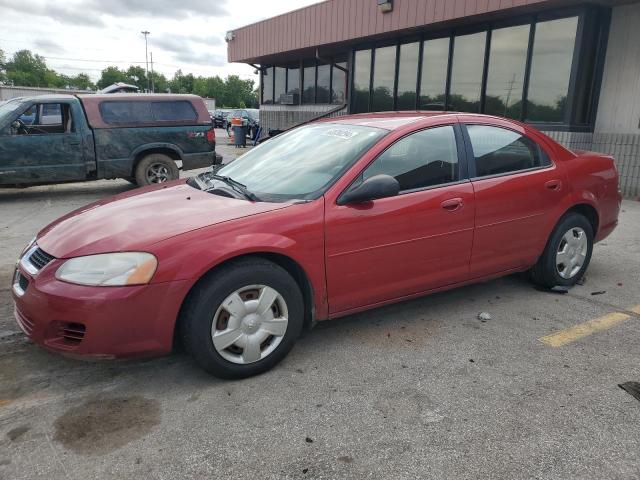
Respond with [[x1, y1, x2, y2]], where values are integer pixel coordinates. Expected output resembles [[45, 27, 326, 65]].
[[99, 100, 198, 125]]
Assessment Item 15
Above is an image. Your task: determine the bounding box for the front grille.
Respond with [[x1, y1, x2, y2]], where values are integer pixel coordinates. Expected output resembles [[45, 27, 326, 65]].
[[57, 322, 86, 346], [28, 248, 55, 271], [14, 308, 34, 336]]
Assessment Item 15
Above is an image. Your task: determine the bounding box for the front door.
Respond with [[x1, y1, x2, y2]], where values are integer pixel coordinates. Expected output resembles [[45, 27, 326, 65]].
[[463, 123, 569, 276], [0, 102, 85, 185], [325, 124, 475, 314]]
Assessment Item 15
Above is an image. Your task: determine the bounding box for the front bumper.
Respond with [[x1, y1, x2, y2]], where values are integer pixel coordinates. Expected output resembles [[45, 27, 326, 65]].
[[12, 258, 192, 358], [182, 150, 222, 171]]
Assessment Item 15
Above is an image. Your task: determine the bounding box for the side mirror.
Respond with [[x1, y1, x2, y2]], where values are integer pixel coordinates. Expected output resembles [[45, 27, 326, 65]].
[[338, 174, 400, 205]]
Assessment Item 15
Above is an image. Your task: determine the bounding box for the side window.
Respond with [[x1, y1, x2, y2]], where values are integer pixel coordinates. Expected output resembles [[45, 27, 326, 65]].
[[15, 103, 70, 135], [39, 104, 62, 125], [151, 101, 197, 122], [363, 126, 459, 191], [467, 125, 550, 178], [100, 101, 153, 124]]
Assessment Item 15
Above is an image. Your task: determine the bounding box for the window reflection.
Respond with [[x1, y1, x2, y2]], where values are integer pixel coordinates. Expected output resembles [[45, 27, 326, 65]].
[[274, 67, 286, 104], [302, 62, 316, 104], [332, 58, 347, 104], [286, 67, 300, 96], [419, 38, 449, 110], [316, 64, 331, 103], [485, 24, 530, 119], [527, 16, 578, 122], [371, 45, 396, 111], [262, 67, 273, 104], [449, 32, 486, 112], [353, 50, 372, 113], [397, 42, 419, 110]]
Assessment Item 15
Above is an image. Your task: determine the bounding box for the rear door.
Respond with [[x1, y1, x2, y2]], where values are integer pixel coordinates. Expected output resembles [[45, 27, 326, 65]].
[[0, 101, 86, 185], [462, 123, 568, 276], [325, 123, 475, 314]]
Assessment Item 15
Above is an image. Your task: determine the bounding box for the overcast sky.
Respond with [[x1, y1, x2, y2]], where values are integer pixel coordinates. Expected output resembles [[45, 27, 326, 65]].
[[0, 0, 323, 83]]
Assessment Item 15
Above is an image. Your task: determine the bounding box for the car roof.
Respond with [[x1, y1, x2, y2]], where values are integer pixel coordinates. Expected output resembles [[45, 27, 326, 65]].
[[320, 111, 521, 131]]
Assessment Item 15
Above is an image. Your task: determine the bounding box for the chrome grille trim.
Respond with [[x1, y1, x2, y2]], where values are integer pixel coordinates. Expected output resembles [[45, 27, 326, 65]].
[[19, 245, 55, 276]]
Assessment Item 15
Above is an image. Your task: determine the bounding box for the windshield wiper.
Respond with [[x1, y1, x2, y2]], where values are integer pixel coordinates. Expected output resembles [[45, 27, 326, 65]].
[[211, 174, 260, 202]]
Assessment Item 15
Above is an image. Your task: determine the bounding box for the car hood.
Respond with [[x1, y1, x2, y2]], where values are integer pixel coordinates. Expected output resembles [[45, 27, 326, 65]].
[[36, 181, 291, 259]]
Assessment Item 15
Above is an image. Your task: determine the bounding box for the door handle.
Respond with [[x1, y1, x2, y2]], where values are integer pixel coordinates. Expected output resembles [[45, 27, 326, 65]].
[[441, 198, 463, 211], [545, 179, 562, 191]]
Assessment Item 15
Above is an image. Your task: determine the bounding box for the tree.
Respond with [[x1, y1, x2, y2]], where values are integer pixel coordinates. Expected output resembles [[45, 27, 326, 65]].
[[125, 65, 148, 91], [97, 66, 128, 89], [0, 47, 6, 84], [5, 50, 50, 87]]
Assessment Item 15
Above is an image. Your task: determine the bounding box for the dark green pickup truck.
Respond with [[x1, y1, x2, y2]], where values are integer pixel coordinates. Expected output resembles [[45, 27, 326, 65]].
[[0, 93, 221, 187]]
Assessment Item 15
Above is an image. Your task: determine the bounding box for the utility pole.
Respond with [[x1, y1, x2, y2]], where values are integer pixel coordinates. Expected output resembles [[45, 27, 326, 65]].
[[504, 73, 516, 117], [141, 30, 150, 92], [150, 52, 155, 93]]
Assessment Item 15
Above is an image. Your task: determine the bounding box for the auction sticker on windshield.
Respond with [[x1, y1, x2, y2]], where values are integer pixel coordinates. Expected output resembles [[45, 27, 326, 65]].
[[322, 128, 359, 140]]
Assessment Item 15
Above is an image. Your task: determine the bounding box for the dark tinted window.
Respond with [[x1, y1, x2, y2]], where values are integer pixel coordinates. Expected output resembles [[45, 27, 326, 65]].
[[419, 38, 449, 110], [100, 101, 152, 124], [316, 63, 330, 103], [332, 58, 347, 104], [151, 101, 197, 122], [286, 67, 300, 96], [526, 17, 578, 122], [396, 42, 419, 110], [363, 126, 459, 191], [371, 45, 396, 111], [449, 32, 486, 112], [353, 49, 372, 113], [302, 62, 316, 104], [262, 67, 274, 104], [485, 24, 530, 119], [100, 101, 197, 124], [274, 67, 286, 104], [467, 125, 550, 177]]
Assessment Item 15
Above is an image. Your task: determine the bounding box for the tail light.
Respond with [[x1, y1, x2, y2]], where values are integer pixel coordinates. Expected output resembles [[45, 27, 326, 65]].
[[206, 127, 216, 144]]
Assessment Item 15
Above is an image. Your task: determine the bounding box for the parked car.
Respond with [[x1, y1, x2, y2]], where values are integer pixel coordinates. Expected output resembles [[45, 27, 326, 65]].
[[230, 108, 260, 139], [12, 112, 621, 378], [211, 109, 231, 129], [0, 94, 221, 187]]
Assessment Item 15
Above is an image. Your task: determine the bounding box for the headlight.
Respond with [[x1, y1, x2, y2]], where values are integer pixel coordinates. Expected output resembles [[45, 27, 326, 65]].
[[55, 252, 158, 286]]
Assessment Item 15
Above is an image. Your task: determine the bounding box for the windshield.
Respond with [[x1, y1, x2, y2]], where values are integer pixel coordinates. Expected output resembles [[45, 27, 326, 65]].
[[247, 109, 259, 120], [212, 123, 386, 202], [0, 99, 24, 124]]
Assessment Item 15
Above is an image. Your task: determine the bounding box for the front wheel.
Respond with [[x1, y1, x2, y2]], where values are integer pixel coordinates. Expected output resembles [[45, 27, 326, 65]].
[[135, 154, 179, 186], [180, 259, 304, 379], [530, 212, 594, 288]]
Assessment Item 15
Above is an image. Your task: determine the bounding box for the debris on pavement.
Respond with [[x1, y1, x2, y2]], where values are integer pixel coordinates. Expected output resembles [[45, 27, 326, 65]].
[[591, 291, 607, 296], [477, 312, 492, 322], [576, 276, 587, 285]]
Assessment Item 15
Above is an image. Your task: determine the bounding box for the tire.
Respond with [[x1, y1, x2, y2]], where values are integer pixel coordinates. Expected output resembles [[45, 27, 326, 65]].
[[180, 258, 304, 379], [530, 212, 594, 288], [134, 154, 179, 186]]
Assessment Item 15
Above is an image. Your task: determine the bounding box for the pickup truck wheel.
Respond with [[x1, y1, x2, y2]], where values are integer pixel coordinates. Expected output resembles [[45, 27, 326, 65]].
[[530, 212, 594, 288], [135, 154, 179, 186], [180, 258, 304, 379]]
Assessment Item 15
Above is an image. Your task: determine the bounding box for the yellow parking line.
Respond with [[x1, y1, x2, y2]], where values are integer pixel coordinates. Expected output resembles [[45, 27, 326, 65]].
[[630, 305, 640, 315], [539, 312, 631, 347]]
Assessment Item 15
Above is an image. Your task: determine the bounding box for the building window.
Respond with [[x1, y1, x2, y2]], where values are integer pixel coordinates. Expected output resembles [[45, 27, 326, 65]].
[[262, 67, 274, 104], [371, 45, 396, 111], [526, 16, 579, 123], [396, 42, 419, 110], [274, 67, 286, 104], [484, 24, 530, 119], [419, 37, 449, 110], [449, 31, 486, 112], [302, 61, 316, 104], [332, 57, 347, 104], [316, 63, 331, 104], [286, 66, 300, 100], [353, 49, 372, 113]]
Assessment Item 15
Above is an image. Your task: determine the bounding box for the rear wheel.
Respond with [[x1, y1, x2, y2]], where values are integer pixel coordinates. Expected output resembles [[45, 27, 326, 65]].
[[180, 259, 304, 379], [135, 154, 179, 186], [530, 212, 594, 288]]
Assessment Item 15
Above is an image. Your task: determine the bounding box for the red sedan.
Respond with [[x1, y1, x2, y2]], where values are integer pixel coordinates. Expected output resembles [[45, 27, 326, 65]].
[[12, 112, 621, 378]]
